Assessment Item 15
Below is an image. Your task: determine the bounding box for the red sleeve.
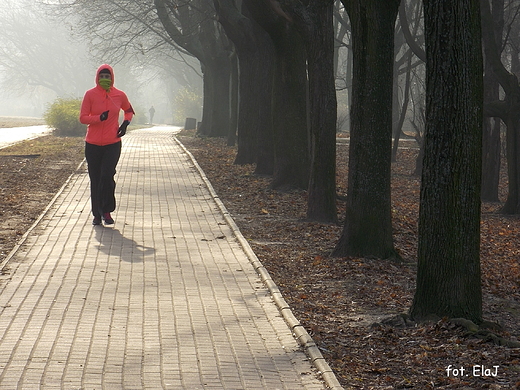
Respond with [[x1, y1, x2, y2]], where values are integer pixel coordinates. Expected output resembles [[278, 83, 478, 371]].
[[79, 90, 102, 125], [122, 93, 135, 122]]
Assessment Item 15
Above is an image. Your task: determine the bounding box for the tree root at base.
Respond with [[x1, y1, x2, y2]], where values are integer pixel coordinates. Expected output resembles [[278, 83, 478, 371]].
[[374, 314, 520, 348]]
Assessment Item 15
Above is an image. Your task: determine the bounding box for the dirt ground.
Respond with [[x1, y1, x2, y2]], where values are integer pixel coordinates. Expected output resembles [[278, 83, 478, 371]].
[[1, 121, 519, 388]]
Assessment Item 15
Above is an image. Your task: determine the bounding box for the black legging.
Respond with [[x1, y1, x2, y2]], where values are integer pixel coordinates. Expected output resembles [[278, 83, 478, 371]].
[[85, 141, 121, 218]]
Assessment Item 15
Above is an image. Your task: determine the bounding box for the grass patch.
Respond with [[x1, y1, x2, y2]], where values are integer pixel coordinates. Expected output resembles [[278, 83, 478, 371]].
[[0, 135, 84, 160]]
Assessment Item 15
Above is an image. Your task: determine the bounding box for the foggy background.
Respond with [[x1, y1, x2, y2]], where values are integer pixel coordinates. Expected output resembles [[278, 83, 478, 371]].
[[0, 0, 203, 125]]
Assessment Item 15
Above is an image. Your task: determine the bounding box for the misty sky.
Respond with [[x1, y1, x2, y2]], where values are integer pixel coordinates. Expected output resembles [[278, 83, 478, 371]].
[[0, 0, 199, 123]]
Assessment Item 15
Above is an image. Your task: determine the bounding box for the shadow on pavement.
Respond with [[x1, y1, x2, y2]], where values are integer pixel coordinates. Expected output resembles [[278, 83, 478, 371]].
[[94, 226, 155, 263]]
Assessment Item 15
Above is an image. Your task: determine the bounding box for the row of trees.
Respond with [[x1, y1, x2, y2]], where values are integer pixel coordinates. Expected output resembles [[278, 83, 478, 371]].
[[34, 0, 519, 323], [212, 0, 483, 322]]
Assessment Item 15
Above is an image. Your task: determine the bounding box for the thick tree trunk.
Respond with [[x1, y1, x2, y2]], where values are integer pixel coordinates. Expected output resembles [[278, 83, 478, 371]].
[[215, 0, 275, 169], [236, 33, 275, 173], [194, 60, 231, 137], [273, 1, 336, 218], [244, 0, 309, 188], [198, 65, 213, 136], [269, 25, 309, 190], [206, 55, 231, 137], [232, 50, 274, 167], [305, 3, 337, 222], [410, 0, 483, 323], [333, 0, 400, 258]]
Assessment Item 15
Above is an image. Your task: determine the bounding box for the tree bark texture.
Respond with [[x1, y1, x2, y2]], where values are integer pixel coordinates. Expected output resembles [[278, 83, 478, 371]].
[[304, 2, 338, 222], [410, 0, 483, 323], [333, 0, 400, 258]]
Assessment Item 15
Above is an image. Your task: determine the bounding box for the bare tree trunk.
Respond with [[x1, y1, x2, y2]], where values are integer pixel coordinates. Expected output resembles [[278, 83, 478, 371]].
[[270, 26, 310, 189], [272, 1, 337, 218], [246, 1, 310, 190], [214, 0, 275, 169], [410, 0, 483, 323], [206, 55, 232, 137], [198, 64, 213, 136], [481, 0, 503, 202], [333, 0, 400, 258], [304, 3, 338, 222]]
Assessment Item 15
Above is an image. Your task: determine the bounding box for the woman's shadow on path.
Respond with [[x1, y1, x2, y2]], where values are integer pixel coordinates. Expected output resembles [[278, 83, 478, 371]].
[[94, 226, 155, 263]]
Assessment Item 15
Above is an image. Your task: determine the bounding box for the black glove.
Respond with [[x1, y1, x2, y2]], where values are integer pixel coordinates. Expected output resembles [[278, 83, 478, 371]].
[[100, 110, 109, 121], [117, 120, 130, 137]]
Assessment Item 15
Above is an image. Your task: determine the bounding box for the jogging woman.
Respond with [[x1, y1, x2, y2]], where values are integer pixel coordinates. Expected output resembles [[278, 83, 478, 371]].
[[80, 64, 134, 226]]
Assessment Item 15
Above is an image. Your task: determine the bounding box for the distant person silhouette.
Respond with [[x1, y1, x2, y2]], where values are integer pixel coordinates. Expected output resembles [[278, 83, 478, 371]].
[[79, 64, 135, 226], [149, 105, 155, 124]]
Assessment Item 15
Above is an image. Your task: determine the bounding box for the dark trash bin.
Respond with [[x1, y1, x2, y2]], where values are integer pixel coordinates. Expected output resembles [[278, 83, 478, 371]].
[[184, 118, 197, 130]]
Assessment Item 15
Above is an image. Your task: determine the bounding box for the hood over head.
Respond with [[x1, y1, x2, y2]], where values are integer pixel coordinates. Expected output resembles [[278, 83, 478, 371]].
[[96, 64, 114, 87]]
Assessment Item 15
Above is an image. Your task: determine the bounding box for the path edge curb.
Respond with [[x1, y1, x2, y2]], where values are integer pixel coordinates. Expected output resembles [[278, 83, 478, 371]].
[[175, 136, 344, 390], [0, 159, 86, 272]]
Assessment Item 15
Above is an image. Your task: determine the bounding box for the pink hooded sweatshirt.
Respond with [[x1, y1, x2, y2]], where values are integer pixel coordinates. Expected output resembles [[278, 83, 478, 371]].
[[80, 64, 134, 146]]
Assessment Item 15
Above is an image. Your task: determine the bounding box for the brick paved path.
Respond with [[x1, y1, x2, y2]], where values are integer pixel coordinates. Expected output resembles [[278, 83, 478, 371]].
[[0, 128, 340, 389]]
